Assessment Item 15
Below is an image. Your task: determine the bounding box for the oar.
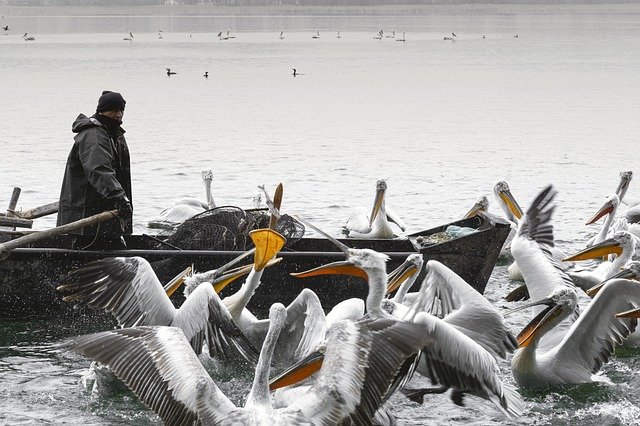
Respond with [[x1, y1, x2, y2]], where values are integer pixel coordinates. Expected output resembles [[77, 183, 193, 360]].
[[0, 209, 119, 260]]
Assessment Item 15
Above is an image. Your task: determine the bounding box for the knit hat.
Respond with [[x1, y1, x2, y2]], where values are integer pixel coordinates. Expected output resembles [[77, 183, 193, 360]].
[[96, 91, 126, 113]]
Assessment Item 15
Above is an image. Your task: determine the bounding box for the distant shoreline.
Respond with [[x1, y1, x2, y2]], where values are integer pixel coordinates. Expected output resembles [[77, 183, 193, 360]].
[[2, 3, 640, 17]]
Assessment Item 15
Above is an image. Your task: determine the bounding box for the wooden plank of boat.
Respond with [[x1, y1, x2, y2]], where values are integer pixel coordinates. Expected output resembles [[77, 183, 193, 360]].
[[0, 213, 510, 320]]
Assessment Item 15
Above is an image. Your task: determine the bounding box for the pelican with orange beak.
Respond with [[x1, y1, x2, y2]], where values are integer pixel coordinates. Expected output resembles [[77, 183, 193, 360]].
[[586, 260, 640, 297], [564, 230, 636, 291], [509, 185, 640, 388]]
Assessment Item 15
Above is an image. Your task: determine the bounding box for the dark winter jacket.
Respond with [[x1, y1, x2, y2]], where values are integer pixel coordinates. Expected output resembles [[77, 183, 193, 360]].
[[57, 113, 132, 236]]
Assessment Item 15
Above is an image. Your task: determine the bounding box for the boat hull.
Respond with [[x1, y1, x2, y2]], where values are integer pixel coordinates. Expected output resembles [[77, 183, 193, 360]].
[[0, 215, 510, 319]]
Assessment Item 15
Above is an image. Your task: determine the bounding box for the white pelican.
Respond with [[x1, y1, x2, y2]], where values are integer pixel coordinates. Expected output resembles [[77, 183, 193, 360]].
[[509, 185, 640, 388], [166, 68, 176, 76], [278, 30, 284, 40], [67, 300, 439, 425], [23, 32, 35, 41], [396, 32, 406, 42], [272, 218, 524, 418], [147, 169, 216, 230], [57, 248, 269, 362], [564, 230, 636, 291], [386, 30, 396, 38], [586, 260, 640, 297], [389, 258, 518, 360], [312, 30, 319, 39], [344, 179, 406, 239]]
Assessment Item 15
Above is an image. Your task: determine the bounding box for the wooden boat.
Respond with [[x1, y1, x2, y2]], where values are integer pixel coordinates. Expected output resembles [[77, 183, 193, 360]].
[[0, 213, 510, 320]]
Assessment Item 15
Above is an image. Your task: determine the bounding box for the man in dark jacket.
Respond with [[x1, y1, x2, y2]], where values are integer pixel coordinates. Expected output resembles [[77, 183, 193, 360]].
[[57, 90, 133, 249]]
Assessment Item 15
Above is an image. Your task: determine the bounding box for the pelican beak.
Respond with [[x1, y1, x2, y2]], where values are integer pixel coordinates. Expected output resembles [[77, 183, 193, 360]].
[[291, 259, 368, 281], [249, 228, 286, 271], [498, 188, 523, 220], [586, 267, 640, 297], [615, 308, 640, 319], [269, 348, 325, 390], [504, 284, 529, 302], [563, 237, 623, 262], [369, 184, 386, 226], [586, 199, 615, 225], [463, 202, 484, 219], [213, 258, 282, 293], [163, 266, 193, 297], [514, 299, 564, 348], [386, 260, 419, 294]]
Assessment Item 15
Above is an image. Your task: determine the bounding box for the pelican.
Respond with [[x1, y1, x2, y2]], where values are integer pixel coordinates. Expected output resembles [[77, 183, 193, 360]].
[[312, 30, 319, 39], [337, 31, 342, 38], [203, 71, 209, 78], [344, 179, 407, 239], [388, 258, 518, 360], [166, 68, 176, 76], [56, 237, 280, 362], [396, 32, 406, 42], [147, 169, 216, 230], [123, 31, 133, 41], [509, 185, 640, 388], [2, 25, 9, 31], [373, 29, 382, 40], [386, 30, 396, 38], [272, 218, 524, 418], [564, 230, 636, 291], [586, 260, 640, 297], [23, 32, 35, 41], [279, 30, 284, 40], [67, 298, 439, 425]]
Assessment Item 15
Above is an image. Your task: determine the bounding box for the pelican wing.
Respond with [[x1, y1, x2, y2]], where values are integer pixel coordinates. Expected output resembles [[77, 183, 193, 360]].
[[553, 278, 639, 373], [282, 289, 328, 364], [412, 313, 524, 418], [345, 206, 372, 234], [420, 260, 517, 358], [626, 204, 640, 224], [173, 284, 259, 364], [66, 326, 235, 424], [289, 316, 432, 425], [58, 257, 176, 327], [512, 186, 575, 303], [385, 205, 407, 232]]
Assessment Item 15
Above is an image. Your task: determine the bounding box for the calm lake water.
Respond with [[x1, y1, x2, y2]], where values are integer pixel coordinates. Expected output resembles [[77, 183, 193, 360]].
[[1, 6, 640, 425]]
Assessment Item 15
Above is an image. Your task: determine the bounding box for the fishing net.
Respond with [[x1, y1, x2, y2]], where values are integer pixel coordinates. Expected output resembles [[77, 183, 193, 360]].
[[156, 206, 305, 251]]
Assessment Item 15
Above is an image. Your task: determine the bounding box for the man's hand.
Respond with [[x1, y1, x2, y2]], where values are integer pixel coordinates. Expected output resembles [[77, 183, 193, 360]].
[[115, 195, 132, 216]]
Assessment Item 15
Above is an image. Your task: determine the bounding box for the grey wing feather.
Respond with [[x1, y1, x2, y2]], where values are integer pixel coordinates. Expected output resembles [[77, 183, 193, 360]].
[[64, 326, 227, 425], [58, 257, 175, 327]]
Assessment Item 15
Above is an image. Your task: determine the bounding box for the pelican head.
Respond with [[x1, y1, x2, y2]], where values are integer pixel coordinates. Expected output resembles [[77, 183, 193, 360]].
[[291, 247, 387, 282], [201, 169, 213, 182], [463, 194, 490, 219], [386, 253, 423, 294], [586, 194, 619, 225], [564, 230, 633, 262], [616, 170, 633, 201], [510, 287, 577, 348], [369, 179, 388, 226], [586, 260, 640, 297], [493, 181, 523, 222]]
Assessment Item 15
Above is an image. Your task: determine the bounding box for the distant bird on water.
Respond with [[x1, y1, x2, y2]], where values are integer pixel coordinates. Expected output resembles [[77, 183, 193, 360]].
[[123, 31, 133, 41], [3, 25, 9, 32], [166, 68, 177, 76], [337, 31, 342, 38], [279, 30, 284, 40], [514, 34, 519, 38], [292, 68, 297, 77], [204, 71, 209, 79], [396, 32, 406, 42], [23, 33, 35, 41], [452, 32, 457, 37], [312, 30, 319, 39]]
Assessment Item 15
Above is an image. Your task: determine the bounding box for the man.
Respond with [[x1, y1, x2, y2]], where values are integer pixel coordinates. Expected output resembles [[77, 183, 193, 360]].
[[57, 90, 133, 249]]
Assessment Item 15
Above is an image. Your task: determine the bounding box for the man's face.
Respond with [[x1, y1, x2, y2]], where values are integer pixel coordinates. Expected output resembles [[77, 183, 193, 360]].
[[101, 109, 124, 123]]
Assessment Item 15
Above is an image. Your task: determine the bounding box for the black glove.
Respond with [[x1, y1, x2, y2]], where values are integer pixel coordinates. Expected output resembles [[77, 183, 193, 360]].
[[115, 195, 133, 216]]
